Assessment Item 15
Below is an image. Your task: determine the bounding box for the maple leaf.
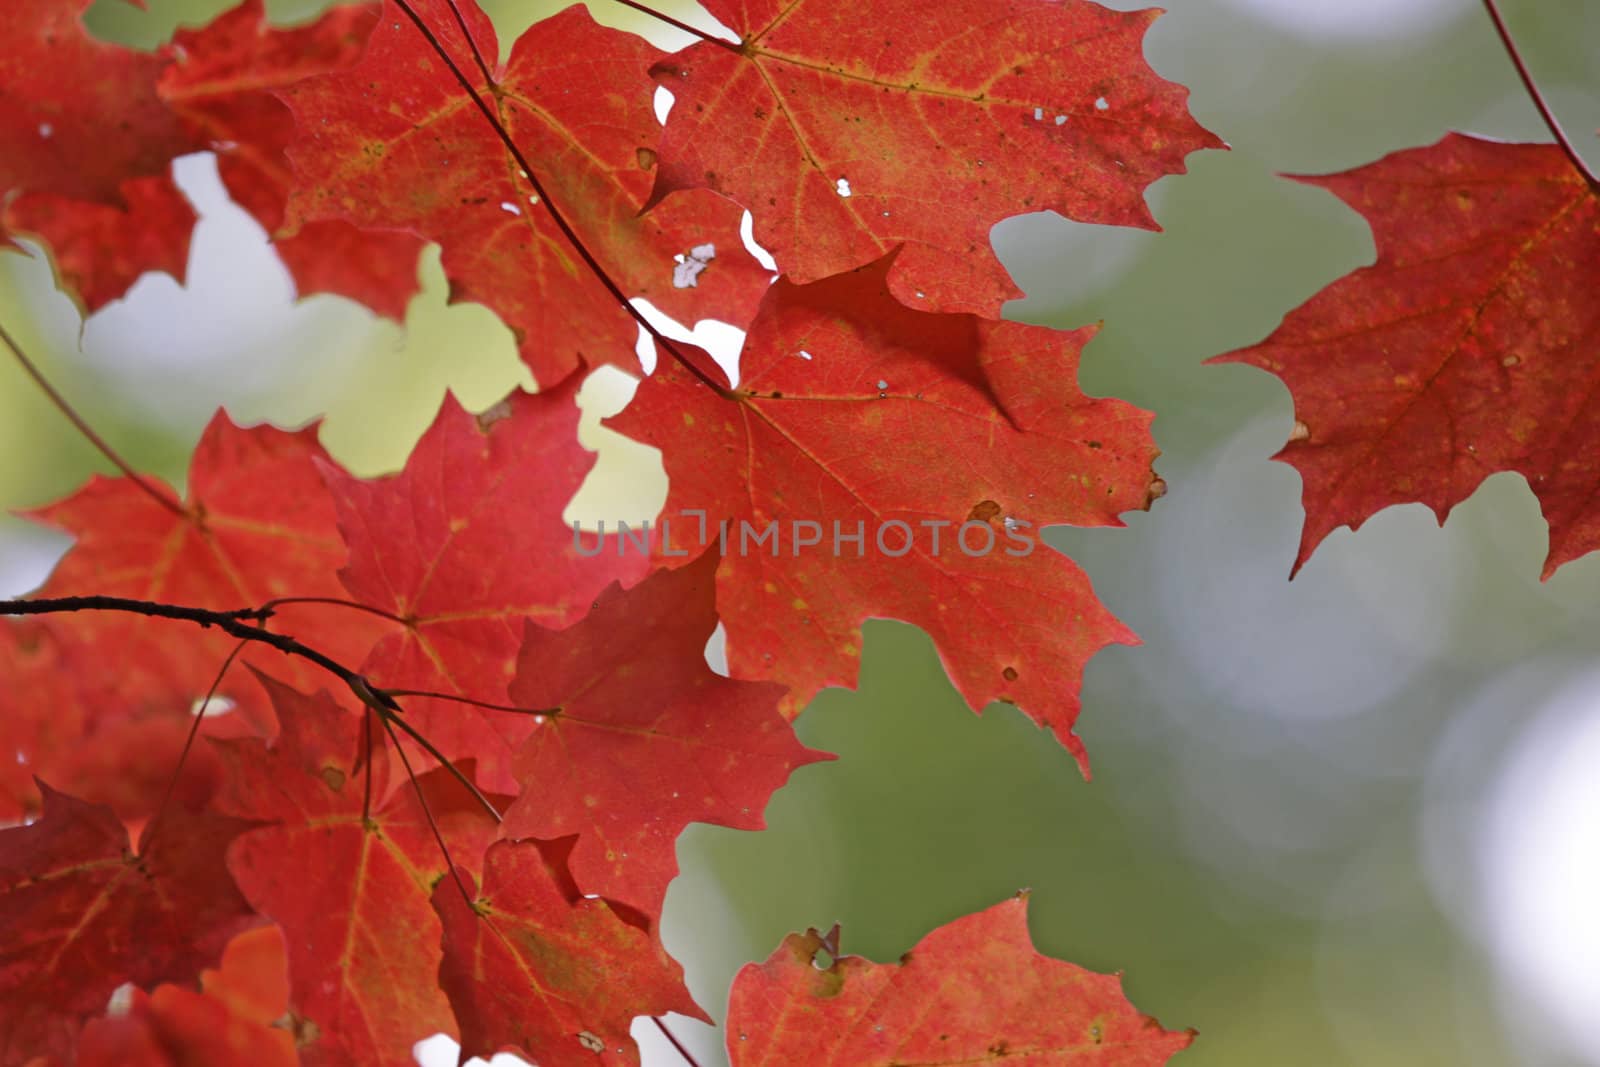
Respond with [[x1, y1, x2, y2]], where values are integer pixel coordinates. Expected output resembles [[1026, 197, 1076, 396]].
[[3, 173, 196, 314], [647, 0, 1222, 316], [726, 894, 1193, 1065], [0, 619, 87, 821], [434, 839, 705, 1066], [500, 548, 830, 917], [0, 0, 200, 311], [75, 925, 299, 1067], [158, 0, 425, 319], [277, 0, 772, 384], [0, 0, 189, 204], [0, 785, 258, 1066], [1211, 133, 1600, 578], [25, 411, 386, 736], [609, 255, 1159, 768], [321, 380, 645, 791], [210, 671, 500, 1066]]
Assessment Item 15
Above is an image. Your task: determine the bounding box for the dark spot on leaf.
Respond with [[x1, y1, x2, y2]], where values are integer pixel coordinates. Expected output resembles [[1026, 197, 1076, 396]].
[[1003, 666, 1018, 681], [967, 499, 1001, 523], [636, 147, 657, 169], [476, 400, 513, 432], [320, 766, 346, 791]]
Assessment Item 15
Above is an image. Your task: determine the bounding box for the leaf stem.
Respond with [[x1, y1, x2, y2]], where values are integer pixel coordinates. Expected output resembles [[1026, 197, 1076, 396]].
[[381, 686, 559, 718], [258, 595, 410, 625], [1481, 0, 1600, 190], [608, 0, 743, 53], [388, 0, 732, 396], [651, 1016, 703, 1067], [377, 711, 479, 906], [143, 637, 249, 851], [0, 319, 188, 520]]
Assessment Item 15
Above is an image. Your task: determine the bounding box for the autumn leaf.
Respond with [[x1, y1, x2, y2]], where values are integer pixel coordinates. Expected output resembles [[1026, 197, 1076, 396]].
[[321, 380, 645, 791], [0, 785, 258, 1067], [4, 173, 196, 313], [25, 411, 387, 736], [0, 0, 189, 204], [278, 0, 772, 384], [647, 0, 1222, 316], [434, 839, 704, 1066], [159, 0, 425, 319], [726, 894, 1193, 1065], [210, 672, 499, 1066], [610, 254, 1159, 769], [75, 925, 299, 1067], [0, 0, 200, 310], [501, 548, 830, 918], [1211, 133, 1600, 578]]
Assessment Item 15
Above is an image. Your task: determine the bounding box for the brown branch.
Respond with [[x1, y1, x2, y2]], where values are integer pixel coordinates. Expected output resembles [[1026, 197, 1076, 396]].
[[1481, 0, 1600, 190], [651, 1016, 704, 1067], [0, 319, 188, 520], [0, 595, 394, 716]]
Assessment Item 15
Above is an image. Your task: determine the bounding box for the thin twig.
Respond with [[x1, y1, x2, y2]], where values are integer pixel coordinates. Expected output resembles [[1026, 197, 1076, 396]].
[[382, 687, 559, 718], [0, 319, 187, 519], [1481, 0, 1600, 189], [651, 1016, 703, 1067], [610, 0, 742, 52], [377, 712, 479, 906], [143, 637, 249, 850], [0, 596, 379, 715], [388, 0, 732, 396]]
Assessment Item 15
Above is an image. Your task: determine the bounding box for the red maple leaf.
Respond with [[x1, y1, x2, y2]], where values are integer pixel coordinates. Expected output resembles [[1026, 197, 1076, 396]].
[[647, 0, 1222, 315], [278, 0, 773, 384], [0, 0, 199, 311], [321, 381, 646, 791], [0, 0, 189, 204], [434, 839, 705, 1066], [610, 255, 1160, 769], [0, 785, 258, 1066], [210, 672, 499, 1066], [726, 894, 1193, 1064], [1212, 133, 1600, 578], [501, 548, 830, 917], [75, 925, 299, 1067], [26, 412, 387, 736], [159, 0, 426, 319], [4, 174, 196, 314]]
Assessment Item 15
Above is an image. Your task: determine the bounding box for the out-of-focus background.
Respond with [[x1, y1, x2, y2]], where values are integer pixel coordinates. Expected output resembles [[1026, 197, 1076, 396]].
[[4, 0, 1600, 1063]]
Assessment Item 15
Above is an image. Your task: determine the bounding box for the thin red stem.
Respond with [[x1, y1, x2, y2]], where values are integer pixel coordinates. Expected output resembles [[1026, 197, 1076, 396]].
[[388, 0, 732, 396], [0, 319, 187, 520], [376, 705, 505, 823], [651, 1016, 703, 1067], [381, 687, 558, 718], [362, 707, 376, 821], [1481, 0, 1600, 190], [609, 0, 742, 52], [377, 712, 478, 906], [143, 637, 249, 850], [259, 596, 409, 625]]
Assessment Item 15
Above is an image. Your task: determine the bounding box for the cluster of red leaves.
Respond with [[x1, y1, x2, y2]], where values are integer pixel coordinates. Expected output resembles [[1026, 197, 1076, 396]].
[[0, 0, 1228, 1062]]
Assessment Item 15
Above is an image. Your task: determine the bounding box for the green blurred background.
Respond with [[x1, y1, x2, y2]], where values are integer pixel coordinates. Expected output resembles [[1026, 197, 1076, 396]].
[[3, 0, 1600, 1063]]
